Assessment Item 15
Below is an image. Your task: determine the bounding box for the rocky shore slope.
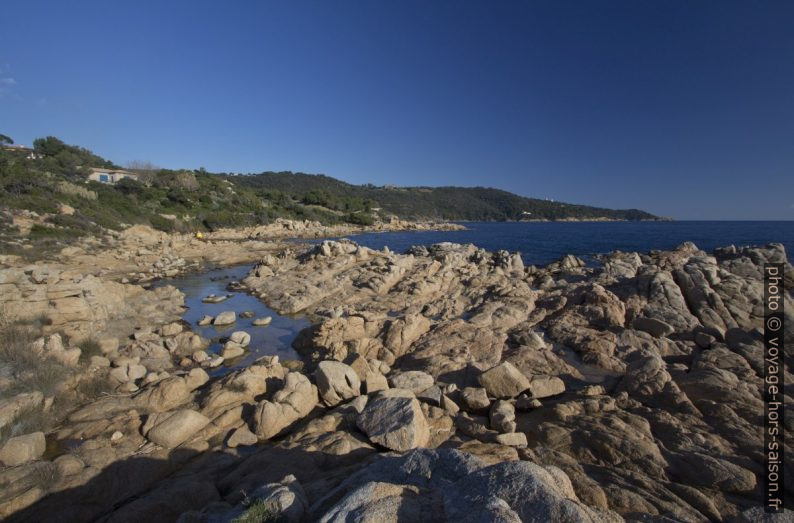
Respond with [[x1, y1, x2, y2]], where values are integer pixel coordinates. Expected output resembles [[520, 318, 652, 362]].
[[0, 222, 791, 521]]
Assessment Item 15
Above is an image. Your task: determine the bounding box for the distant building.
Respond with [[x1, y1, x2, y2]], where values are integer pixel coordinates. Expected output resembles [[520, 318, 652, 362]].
[[87, 167, 139, 184], [1, 144, 42, 160]]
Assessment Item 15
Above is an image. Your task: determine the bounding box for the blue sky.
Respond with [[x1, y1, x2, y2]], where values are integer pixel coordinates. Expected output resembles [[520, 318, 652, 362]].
[[1, 1, 792, 219]]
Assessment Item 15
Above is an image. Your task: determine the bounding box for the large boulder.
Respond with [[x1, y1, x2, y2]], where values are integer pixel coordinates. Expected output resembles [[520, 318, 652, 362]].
[[135, 376, 192, 412], [146, 409, 210, 448], [389, 370, 434, 395], [315, 360, 361, 407], [0, 432, 45, 466], [245, 474, 308, 523], [478, 362, 530, 399], [356, 392, 429, 452], [444, 459, 620, 522], [254, 372, 318, 440], [311, 449, 621, 522], [528, 376, 566, 399]]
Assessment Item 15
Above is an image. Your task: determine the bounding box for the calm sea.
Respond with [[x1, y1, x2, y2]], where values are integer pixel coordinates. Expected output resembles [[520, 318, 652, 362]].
[[336, 221, 793, 266]]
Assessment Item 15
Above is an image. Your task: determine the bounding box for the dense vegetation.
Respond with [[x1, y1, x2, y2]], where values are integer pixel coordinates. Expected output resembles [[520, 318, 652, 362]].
[[0, 137, 365, 255], [228, 171, 658, 221], [0, 135, 659, 256]]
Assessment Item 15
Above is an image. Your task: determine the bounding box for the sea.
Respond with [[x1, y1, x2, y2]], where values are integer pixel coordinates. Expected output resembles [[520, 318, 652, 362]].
[[335, 221, 793, 266]]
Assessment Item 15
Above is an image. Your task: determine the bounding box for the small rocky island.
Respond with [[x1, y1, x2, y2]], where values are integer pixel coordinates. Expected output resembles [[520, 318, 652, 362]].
[[0, 221, 791, 522]]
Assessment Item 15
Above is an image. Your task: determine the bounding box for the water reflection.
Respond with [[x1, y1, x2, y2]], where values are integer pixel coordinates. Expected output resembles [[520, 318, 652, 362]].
[[155, 264, 310, 376]]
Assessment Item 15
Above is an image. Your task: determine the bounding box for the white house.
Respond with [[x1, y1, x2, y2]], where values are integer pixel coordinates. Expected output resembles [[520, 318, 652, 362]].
[[87, 167, 139, 184]]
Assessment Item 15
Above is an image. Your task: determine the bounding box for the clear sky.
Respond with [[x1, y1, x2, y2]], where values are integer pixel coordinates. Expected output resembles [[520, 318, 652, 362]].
[[1, 1, 792, 219]]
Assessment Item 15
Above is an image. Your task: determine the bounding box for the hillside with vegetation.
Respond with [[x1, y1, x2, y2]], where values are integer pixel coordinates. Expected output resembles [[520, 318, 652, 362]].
[[0, 135, 660, 257], [228, 171, 658, 222]]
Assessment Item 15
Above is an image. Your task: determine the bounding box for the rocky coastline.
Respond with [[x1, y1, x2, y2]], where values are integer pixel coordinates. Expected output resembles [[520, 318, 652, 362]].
[[0, 219, 791, 521]]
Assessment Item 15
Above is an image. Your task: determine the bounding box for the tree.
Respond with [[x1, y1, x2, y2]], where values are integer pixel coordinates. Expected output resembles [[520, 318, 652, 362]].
[[33, 136, 67, 156], [0, 134, 13, 146]]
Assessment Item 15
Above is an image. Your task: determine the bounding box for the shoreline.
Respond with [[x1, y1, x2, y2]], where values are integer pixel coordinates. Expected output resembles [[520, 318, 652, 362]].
[[0, 220, 792, 520]]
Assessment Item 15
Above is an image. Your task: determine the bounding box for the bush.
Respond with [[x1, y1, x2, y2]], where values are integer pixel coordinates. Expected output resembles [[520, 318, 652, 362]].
[[114, 177, 147, 196], [78, 338, 102, 364], [28, 223, 86, 241], [345, 212, 374, 226], [149, 214, 178, 232], [46, 213, 102, 235], [232, 499, 284, 523]]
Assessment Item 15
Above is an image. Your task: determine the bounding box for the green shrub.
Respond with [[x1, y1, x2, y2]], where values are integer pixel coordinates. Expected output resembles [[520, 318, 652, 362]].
[[149, 214, 178, 232], [345, 212, 374, 226], [46, 213, 102, 235], [231, 499, 285, 523], [28, 223, 86, 241]]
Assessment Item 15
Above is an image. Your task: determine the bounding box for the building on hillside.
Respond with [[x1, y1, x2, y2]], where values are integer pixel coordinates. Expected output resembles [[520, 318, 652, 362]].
[[1, 144, 42, 160], [87, 167, 139, 184]]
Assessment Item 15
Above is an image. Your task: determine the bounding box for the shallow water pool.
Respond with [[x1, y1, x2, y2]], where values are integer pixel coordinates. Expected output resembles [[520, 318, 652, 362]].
[[155, 264, 310, 375]]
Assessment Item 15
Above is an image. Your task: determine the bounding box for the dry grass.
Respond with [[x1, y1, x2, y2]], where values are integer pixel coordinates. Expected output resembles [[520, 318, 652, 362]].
[[0, 311, 114, 451], [8, 359, 66, 399], [0, 319, 42, 376], [28, 462, 62, 493], [0, 314, 69, 400], [78, 337, 103, 364], [0, 404, 50, 446], [0, 311, 75, 399], [74, 372, 114, 401]]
